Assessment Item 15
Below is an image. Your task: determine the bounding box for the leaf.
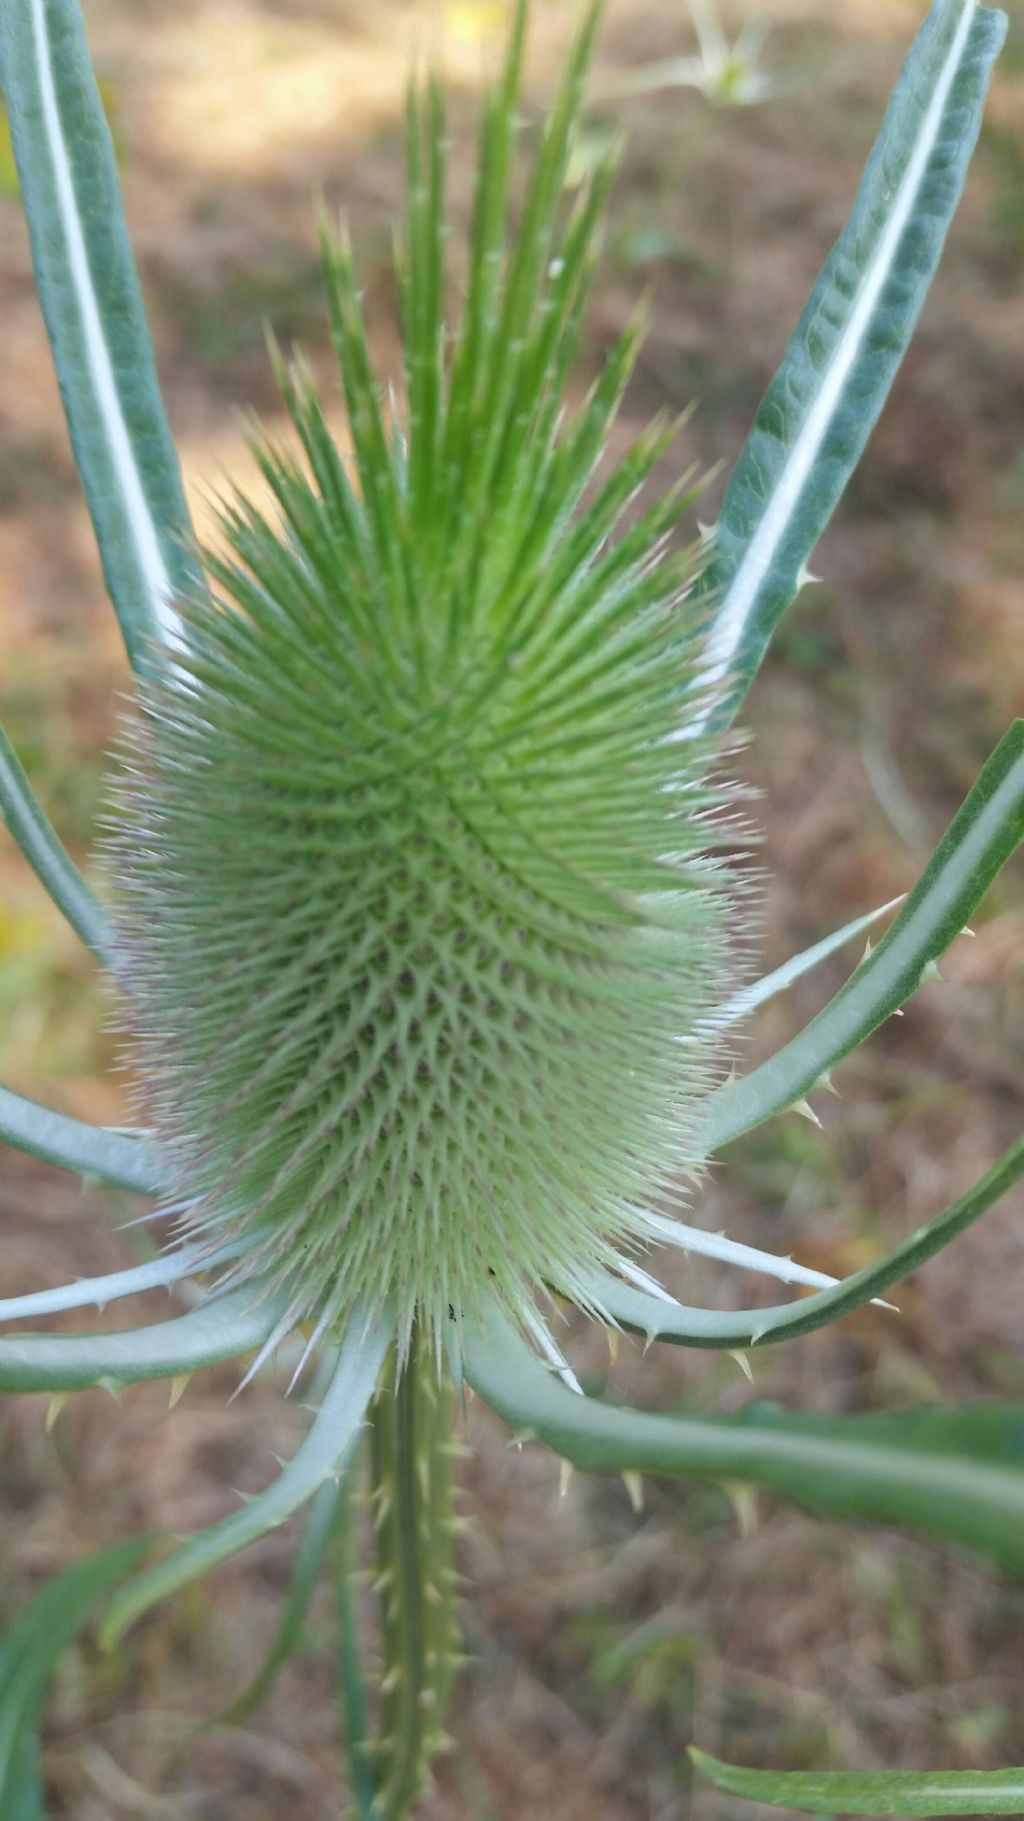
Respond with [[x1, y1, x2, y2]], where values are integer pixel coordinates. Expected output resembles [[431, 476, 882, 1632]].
[[690, 1748, 1024, 1815], [704, 721, 1024, 1150], [586, 1129, 1024, 1349], [464, 1309, 1024, 1576], [100, 1313, 391, 1645], [1, 1731, 43, 1821], [698, 0, 1007, 726], [0, 1537, 150, 1815], [0, 1081, 163, 1193], [0, 0, 196, 669], [0, 1284, 289, 1392], [0, 724, 112, 965]]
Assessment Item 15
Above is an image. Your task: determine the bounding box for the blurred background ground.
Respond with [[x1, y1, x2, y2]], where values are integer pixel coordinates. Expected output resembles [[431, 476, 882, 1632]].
[[1, 0, 1023, 1815]]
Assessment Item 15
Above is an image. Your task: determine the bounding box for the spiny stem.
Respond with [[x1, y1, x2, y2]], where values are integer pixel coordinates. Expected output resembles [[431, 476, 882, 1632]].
[[369, 1330, 460, 1820], [333, 1465, 378, 1820]]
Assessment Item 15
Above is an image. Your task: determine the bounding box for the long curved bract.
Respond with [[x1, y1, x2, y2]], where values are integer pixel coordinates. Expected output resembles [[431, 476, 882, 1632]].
[[0, 0, 196, 666], [699, 0, 1007, 727], [100, 1311, 391, 1645], [691, 1750, 1024, 1816], [0, 1239, 248, 1323], [216, 1474, 345, 1725], [705, 721, 1024, 1150], [585, 1129, 1024, 1347], [464, 1308, 1024, 1575], [717, 896, 902, 1028], [0, 1082, 163, 1193], [0, 1284, 288, 1392], [0, 722, 112, 965]]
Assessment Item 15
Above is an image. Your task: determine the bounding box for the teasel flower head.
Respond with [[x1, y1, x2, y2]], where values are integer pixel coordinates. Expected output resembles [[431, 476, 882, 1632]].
[[108, 2, 748, 1366]]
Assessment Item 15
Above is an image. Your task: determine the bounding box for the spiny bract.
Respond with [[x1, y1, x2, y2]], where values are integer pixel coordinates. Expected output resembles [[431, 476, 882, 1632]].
[[110, 3, 744, 1357]]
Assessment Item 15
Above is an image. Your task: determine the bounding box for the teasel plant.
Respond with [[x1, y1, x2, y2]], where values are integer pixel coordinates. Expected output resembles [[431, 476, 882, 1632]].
[[0, 0, 1022, 1813]]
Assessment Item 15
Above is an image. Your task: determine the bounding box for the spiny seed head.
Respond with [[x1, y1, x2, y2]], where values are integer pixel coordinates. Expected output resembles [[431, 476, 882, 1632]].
[[109, 2, 747, 1357]]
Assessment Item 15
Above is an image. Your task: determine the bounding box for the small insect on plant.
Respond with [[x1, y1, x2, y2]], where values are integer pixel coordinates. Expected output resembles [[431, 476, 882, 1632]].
[[0, 0, 1022, 1814]]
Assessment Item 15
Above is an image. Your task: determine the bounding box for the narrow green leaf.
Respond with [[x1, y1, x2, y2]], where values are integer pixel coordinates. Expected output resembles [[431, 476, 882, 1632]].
[[464, 1310, 1024, 1575], [0, 723, 112, 965], [0, 1536, 150, 1814], [0, 0, 196, 669], [705, 721, 1024, 1150], [100, 1314, 391, 1646], [0, 1284, 288, 1392], [0, 1082, 163, 1193], [0, 1731, 43, 1821], [700, 0, 1007, 725], [691, 1748, 1024, 1815], [586, 1130, 1024, 1349]]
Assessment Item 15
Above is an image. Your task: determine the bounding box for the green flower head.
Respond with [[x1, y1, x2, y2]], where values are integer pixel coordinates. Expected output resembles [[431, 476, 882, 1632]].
[[110, 1, 743, 1361]]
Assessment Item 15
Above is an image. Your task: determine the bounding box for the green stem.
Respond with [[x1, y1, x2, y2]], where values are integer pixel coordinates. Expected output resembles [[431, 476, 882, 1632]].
[[369, 1330, 460, 1820], [333, 1467, 378, 1821]]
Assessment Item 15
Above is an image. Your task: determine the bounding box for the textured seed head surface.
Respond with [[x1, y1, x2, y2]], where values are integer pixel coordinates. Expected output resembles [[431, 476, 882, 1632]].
[[109, 10, 746, 1353]]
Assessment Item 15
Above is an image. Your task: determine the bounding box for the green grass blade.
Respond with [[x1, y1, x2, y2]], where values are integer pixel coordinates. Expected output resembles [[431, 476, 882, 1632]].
[[705, 721, 1024, 1150], [585, 1129, 1024, 1348], [700, 0, 1007, 726], [0, 1285, 288, 1392], [0, 1537, 150, 1813], [464, 1310, 1024, 1575], [0, 723, 112, 964], [100, 1314, 390, 1646], [0, 1731, 43, 1821], [0, 0, 196, 669], [690, 1749, 1024, 1815], [0, 1082, 163, 1192]]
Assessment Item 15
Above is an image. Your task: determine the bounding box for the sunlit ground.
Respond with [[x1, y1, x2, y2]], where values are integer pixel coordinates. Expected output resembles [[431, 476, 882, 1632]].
[[1, 2, 1023, 1815]]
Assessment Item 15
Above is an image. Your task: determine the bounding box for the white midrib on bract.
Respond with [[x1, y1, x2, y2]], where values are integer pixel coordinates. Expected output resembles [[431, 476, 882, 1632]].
[[31, 0, 183, 648], [700, 0, 977, 705]]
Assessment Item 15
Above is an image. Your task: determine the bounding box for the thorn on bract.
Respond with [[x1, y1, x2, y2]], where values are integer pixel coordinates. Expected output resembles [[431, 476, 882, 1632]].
[[725, 1481, 758, 1537], [728, 1349, 753, 1383], [46, 1392, 69, 1432], [621, 1470, 644, 1513], [168, 1374, 190, 1410]]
